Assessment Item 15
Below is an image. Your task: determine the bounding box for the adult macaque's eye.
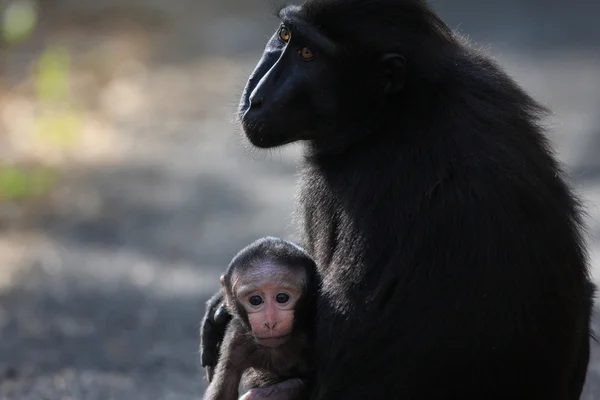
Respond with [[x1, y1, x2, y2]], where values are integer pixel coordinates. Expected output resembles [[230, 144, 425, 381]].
[[249, 295, 263, 306], [276, 293, 290, 304], [299, 47, 314, 60], [279, 27, 291, 42]]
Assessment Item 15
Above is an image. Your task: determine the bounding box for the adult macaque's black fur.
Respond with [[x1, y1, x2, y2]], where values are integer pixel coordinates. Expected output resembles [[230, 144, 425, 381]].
[[201, 0, 595, 399]]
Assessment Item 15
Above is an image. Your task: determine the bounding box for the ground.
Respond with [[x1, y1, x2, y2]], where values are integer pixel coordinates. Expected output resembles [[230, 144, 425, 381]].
[[0, 0, 599, 399]]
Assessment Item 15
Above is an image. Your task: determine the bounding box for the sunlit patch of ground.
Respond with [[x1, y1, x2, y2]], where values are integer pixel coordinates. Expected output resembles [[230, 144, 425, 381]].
[[0, 234, 32, 290]]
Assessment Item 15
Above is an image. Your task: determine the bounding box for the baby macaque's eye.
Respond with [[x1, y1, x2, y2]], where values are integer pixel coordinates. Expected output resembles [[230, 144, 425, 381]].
[[276, 293, 290, 304], [249, 295, 263, 306]]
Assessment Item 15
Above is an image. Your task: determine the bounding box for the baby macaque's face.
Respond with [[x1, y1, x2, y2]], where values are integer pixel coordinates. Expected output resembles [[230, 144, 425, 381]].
[[231, 264, 306, 348]]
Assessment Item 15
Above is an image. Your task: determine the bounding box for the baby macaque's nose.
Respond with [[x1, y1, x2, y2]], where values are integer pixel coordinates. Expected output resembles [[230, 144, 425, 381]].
[[264, 321, 278, 330]]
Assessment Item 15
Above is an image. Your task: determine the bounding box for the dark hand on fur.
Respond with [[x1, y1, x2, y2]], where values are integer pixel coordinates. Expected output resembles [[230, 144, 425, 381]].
[[200, 290, 231, 382]]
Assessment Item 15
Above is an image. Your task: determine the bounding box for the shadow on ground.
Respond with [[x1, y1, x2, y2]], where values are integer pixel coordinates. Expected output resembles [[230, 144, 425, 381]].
[[0, 265, 204, 399]]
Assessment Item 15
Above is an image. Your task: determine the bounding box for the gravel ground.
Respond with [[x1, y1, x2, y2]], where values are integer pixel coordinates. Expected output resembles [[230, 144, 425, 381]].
[[0, 1, 599, 399]]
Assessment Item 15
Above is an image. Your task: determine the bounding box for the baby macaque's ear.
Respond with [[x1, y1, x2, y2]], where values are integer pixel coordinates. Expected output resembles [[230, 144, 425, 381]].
[[220, 275, 232, 308]]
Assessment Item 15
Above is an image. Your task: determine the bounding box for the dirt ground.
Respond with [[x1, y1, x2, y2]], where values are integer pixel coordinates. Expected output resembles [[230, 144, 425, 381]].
[[0, 0, 599, 399]]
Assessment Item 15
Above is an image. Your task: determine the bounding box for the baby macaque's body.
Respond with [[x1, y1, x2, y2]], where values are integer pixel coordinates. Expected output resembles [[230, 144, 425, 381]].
[[202, 237, 317, 400]]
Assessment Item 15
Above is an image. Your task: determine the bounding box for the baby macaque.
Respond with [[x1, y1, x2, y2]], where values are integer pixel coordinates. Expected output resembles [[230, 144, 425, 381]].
[[202, 237, 317, 400]]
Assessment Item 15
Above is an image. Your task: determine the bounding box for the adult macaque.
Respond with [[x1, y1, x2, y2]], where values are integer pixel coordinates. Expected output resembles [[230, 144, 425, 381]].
[[203, 0, 595, 398], [202, 237, 317, 400]]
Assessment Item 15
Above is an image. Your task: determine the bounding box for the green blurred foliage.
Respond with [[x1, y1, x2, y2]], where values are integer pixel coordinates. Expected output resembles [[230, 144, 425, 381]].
[[35, 47, 71, 103], [1, 0, 38, 45], [1, 2, 80, 201], [0, 164, 57, 200], [34, 47, 83, 147], [34, 109, 82, 147]]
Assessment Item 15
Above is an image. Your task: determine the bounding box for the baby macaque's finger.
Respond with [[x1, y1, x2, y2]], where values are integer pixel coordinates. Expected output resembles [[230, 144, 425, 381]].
[[239, 379, 306, 400]]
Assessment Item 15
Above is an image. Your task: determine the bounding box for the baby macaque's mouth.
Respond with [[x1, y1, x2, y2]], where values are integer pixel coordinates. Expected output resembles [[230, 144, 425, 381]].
[[256, 334, 292, 348]]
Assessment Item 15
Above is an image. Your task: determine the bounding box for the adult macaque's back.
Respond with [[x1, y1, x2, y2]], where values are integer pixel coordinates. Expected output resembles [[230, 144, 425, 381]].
[[202, 0, 595, 399]]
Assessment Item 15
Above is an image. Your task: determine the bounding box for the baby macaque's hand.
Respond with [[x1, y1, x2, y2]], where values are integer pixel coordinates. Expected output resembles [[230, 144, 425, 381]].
[[239, 379, 306, 400]]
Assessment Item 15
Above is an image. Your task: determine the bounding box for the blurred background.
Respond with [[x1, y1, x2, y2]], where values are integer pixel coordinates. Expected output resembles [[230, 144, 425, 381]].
[[0, 0, 598, 398]]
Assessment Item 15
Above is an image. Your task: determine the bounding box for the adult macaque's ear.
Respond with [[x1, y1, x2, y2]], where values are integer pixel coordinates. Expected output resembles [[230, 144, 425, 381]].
[[219, 275, 225, 286], [380, 53, 406, 94]]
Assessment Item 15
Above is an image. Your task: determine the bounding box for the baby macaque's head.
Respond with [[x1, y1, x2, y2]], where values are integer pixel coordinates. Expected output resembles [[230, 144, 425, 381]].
[[221, 237, 316, 348]]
